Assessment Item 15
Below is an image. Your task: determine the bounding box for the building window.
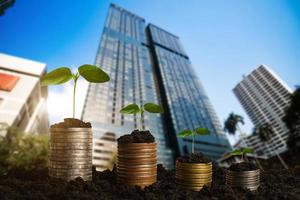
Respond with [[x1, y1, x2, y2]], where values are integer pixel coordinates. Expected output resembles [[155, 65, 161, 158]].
[[0, 73, 20, 91]]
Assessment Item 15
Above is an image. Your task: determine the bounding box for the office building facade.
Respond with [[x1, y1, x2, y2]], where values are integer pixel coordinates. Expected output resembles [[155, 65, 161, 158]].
[[233, 65, 292, 157], [82, 4, 231, 168], [0, 53, 49, 135]]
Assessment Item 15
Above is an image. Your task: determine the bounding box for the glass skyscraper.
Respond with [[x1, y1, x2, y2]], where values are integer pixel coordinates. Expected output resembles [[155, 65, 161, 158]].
[[82, 4, 230, 169]]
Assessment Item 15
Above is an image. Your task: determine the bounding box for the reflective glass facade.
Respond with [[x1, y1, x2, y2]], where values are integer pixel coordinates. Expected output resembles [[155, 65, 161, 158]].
[[82, 4, 173, 168], [82, 4, 231, 166], [147, 24, 231, 160]]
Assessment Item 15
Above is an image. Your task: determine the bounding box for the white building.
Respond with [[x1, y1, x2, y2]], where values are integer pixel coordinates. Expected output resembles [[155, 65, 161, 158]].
[[233, 65, 292, 157], [0, 53, 49, 135]]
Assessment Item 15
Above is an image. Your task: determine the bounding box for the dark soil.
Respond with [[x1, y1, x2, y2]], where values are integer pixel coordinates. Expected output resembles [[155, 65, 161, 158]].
[[177, 153, 211, 163], [50, 118, 91, 128], [228, 162, 258, 172], [1, 165, 299, 200], [118, 129, 155, 144]]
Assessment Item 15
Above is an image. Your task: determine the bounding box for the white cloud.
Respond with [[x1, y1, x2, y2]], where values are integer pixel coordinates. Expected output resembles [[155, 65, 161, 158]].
[[47, 78, 88, 124]]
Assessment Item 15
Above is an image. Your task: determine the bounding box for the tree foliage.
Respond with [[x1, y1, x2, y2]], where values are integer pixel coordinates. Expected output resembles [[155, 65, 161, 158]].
[[224, 112, 244, 136], [0, 127, 48, 175], [283, 86, 300, 154]]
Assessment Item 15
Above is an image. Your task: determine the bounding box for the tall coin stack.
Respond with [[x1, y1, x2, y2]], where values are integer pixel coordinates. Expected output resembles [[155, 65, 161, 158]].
[[226, 169, 260, 191], [49, 127, 93, 181], [117, 143, 157, 188], [176, 161, 212, 191]]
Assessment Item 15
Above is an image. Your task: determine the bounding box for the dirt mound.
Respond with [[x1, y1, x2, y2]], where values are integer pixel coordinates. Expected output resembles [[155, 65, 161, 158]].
[[0, 165, 299, 199], [117, 129, 155, 144], [228, 162, 258, 171], [177, 153, 211, 163]]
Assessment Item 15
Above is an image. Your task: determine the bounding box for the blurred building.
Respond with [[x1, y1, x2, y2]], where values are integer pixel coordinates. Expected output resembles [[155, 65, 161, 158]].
[[233, 65, 292, 157], [93, 132, 117, 171], [146, 24, 231, 160], [0, 53, 49, 135], [82, 4, 231, 169], [218, 151, 267, 168]]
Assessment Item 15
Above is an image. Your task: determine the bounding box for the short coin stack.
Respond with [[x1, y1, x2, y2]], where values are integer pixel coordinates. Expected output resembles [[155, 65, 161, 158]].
[[117, 143, 157, 188], [226, 169, 260, 191], [49, 127, 93, 181], [176, 161, 212, 191]]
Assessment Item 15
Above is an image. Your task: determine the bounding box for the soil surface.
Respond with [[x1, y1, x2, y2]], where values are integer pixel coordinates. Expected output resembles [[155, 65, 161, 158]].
[[0, 165, 299, 200], [118, 129, 155, 144], [228, 162, 258, 172], [177, 153, 211, 163], [50, 118, 91, 128]]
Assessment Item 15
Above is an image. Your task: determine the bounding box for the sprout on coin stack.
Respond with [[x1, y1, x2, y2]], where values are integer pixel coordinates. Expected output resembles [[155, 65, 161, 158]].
[[41, 65, 110, 181], [175, 127, 212, 191], [116, 103, 163, 188], [226, 147, 260, 191]]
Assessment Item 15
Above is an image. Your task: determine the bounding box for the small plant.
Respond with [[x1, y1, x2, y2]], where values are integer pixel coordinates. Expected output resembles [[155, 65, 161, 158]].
[[41, 65, 110, 118], [120, 103, 163, 130], [178, 127, 210, 154], [231, 147, 254, 162]]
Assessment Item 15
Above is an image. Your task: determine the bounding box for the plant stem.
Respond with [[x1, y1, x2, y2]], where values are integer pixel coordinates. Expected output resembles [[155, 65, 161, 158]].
[[192, 132, 195, 154], [139, 109, 144, 131], [73, 75, 78, 119]]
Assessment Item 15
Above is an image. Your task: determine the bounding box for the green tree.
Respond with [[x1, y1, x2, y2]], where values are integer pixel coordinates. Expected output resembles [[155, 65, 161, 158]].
[[224, 112, 244, 140], [254, 123, 288, 169], [282, 86, 300, 155], [0, 126, 48, 175]]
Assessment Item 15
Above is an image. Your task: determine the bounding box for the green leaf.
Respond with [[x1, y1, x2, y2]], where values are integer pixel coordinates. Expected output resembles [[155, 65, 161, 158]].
[[195, 127, 210, 135], [231, 149, 242, 156], [243, 147, 254, 154], [40, 67, 72, 86], [78, 64, 110, 83], [178, 130, 193, 138], [120, 104, 140, 114], [144, 103, 163, 113]]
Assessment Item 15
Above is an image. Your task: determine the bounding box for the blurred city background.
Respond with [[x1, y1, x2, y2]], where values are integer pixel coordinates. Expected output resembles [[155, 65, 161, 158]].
[[0, 0, 299, 172]]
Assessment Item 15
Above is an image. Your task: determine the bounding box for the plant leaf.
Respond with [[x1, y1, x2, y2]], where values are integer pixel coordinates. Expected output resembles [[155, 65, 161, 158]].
[[120, 104, 140, 114], [144, 103, 163, 113], [231, 149, 242, 156], [40, 67, 72, 86], [195, 127, 210, 135], [243, 147, 254, 154], [178, 130, 193, 138], [78, 64, 110, 83]]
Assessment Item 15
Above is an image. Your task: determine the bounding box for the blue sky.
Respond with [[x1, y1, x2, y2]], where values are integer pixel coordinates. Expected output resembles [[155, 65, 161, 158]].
[[1, 0, 299, 144]]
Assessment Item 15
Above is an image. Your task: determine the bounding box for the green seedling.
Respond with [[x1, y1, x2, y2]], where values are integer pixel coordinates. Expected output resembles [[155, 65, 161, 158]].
[[178, 127, 210, 154], [231, 147, 254, 162], [41, 65, 110, 118], [120, 103, 163, 131]]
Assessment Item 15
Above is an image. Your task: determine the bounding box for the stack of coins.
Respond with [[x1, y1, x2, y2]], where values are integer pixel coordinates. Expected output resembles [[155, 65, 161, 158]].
[[226, 169, 260, 191], [117, 143, 157, 188], [49, 127, 93, 181], [176, 161, 212, 191]]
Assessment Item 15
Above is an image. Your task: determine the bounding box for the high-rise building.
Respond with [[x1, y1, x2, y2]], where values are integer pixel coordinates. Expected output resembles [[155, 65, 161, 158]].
[[146, 24, 231, 160], [82, 4, 231, 168], [0, 53, 49, 135], [233, 65, 292, 157]]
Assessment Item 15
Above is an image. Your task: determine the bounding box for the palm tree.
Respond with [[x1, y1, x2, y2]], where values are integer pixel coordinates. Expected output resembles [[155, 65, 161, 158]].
[[283, 86, 300, 155], [225, 113, 263, 169], [254, 123, 288, 169], [224, 113, 245, 140]]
